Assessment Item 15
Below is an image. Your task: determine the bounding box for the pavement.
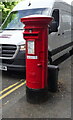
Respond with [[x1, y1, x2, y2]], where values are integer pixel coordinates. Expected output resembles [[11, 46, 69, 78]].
[[0, 53, 72, 119]]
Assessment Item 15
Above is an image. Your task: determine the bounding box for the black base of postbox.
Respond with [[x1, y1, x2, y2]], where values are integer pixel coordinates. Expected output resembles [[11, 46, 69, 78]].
[[26, 65, 59, 103], [48, 65, 59, 92], [26, 86, 48, 104]]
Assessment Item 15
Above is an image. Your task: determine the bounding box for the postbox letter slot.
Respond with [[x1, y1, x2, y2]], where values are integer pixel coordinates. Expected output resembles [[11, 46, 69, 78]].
[[24, 33, 38, 37]]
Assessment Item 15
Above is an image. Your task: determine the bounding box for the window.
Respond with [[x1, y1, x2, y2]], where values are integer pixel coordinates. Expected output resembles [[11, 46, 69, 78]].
[[52, 9, 59, 26], [2, 8, 50, 30]]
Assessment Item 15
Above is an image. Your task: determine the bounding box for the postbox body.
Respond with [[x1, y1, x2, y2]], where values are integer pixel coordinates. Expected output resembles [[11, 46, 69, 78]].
[[21, 15, 52, 102], [26, 27, 48, 89]]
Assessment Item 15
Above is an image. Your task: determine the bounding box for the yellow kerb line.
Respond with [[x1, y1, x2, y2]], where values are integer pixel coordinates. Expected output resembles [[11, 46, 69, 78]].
[[0, 79, 24, 95], [0, 81, 26, 100]]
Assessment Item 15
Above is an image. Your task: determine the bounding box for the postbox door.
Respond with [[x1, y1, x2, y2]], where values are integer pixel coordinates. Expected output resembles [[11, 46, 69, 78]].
[[26, 38, 46, 89]]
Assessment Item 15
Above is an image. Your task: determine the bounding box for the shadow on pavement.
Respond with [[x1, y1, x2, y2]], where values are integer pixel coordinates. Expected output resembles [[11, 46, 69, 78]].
[[2, 70, 26, 80]]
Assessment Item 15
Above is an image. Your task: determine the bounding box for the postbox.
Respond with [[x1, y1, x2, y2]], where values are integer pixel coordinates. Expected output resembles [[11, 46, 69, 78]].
[[21, 15, 53, 103]]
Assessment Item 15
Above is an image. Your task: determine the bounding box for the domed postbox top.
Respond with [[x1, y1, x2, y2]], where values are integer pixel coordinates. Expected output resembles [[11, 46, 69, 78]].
[[21, 14, 53, 26]]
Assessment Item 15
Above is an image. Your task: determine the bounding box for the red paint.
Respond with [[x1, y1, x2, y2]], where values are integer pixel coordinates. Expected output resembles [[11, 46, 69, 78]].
[[21, 16, 52, 89]]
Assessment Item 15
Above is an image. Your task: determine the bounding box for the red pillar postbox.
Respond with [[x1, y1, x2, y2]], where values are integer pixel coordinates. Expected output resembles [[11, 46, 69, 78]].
[[21, 15, 53, 103]]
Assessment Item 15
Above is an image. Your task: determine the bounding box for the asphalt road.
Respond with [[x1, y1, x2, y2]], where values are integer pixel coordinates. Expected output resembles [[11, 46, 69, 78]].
[[0, 53, 72, 119]]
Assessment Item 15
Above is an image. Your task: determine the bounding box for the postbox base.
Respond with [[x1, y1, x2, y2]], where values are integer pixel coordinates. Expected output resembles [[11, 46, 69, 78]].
[[26, 86, 48, 104]]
